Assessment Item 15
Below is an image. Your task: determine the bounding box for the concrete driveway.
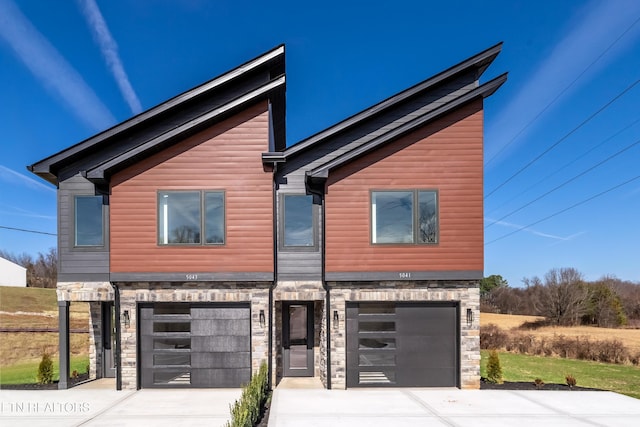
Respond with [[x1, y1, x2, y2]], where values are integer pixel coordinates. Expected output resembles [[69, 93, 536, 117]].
[[2, 380, 640, 426], [268, 387, 640, 427], [0, 384, 242, 427]]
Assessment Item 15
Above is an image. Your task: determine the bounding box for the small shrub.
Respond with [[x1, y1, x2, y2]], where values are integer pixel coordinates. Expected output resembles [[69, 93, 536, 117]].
[[565, 374, 577, 388], [486, 350, 503, 384], [593, 339, 628, 364], [225, 361, 269, 427], [480, 324, 509, 350], [534, 378, 545, 389], [72, 370, 79, 379], [37, 352, 54, 384], [86, 364, 90, 374]]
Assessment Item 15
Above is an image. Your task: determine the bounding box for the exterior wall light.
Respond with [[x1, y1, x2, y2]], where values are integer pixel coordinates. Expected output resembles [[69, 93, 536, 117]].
[[333, 310, 339, 330], [466, 308, 473, 326], [123, 310, 130, 329], [259, 309, 265, 327]]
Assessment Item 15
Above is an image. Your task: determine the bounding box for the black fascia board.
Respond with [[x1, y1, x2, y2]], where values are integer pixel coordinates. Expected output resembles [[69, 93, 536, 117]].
[[28, 45, 286, 185], [261, 152, 287, 164], [283, 42, 503, 159], [85, 76, 286, 184], [306, 73, 508, 181]]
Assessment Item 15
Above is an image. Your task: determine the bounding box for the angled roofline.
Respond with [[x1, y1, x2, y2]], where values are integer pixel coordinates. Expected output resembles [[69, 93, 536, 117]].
[[29, 45, 286, 184], [282, 42, 503, 160], [306, 73, 508, 181], [86, 75, 286, 184]]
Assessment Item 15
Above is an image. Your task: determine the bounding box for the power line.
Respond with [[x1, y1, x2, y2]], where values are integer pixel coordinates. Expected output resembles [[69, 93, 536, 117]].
[[485, 174, 640, 245], [485, 78, 640, 199], [0, 225, 56, 236], [485, 136, 640, 228], [485, 14, 640, 169], [486, 116, 640, 216]]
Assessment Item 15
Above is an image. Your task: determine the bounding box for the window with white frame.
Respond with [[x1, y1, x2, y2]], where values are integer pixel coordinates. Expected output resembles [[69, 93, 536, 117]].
[[158, 191, 225, 245], [371, 190, 438, 244]]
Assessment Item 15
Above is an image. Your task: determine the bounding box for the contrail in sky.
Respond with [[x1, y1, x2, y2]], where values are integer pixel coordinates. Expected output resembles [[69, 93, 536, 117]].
[[77, 0, 143, 115], [0, 0, 115, 131], [0, 165, 55, 193]]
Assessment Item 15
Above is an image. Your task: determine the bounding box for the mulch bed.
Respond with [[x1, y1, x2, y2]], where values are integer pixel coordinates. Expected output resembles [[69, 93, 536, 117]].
[[480, 378, 601, 391], [0, 373, 90, 390]]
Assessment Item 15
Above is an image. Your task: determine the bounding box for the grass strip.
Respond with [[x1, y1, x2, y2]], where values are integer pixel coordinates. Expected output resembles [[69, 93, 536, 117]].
[[0, 356, 89, 385], [481, 350, 640, 399]]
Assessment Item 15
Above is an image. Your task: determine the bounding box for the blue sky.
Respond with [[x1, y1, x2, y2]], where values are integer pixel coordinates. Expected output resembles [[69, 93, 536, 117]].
[[0, 0, 639, 286]]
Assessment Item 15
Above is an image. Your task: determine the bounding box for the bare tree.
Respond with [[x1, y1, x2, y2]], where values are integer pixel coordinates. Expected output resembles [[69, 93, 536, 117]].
[[537, 268, 588, 326]]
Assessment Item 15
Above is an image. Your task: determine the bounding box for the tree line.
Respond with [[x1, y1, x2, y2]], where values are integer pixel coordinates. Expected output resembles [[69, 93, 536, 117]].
[[481, 268, 640, 328], [0, 248, 57, 288]]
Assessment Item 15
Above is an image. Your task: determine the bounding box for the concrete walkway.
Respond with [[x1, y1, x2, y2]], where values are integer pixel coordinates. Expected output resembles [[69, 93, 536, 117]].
[[268, 387, 640, 426]]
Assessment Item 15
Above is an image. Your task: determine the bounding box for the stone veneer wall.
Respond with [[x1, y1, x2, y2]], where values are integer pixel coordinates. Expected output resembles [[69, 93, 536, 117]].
[[327, 281, 480, 390], [115, 282, 271, 390], [57, 282, 114, 382], [272, 281, 325, 386], [88, 302, 103, 380]]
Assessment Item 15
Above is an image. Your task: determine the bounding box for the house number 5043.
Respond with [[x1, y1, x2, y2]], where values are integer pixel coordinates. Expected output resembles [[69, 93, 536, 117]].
[[399, 272, 411, 279], [186, 274, 198, 280]]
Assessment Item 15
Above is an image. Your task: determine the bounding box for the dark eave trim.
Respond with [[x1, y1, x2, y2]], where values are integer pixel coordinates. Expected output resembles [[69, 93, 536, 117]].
[[283, 42, 503, 159], [28, 45, 285, 181], [261, 151, 287, 164], [325, 270, 483, 282], [85, 76, 286, 183], [306, 73, 507, 181], [110, 272, 274, 282]]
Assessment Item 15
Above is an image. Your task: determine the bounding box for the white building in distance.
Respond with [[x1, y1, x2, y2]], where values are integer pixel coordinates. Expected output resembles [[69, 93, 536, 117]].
[[0, 256, 27, 287]]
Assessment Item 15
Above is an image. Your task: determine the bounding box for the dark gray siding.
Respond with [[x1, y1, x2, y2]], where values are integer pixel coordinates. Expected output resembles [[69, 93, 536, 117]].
[[58, 175, 109, 282], [276, 191, 323, 281], [275, 74, 477, 281]]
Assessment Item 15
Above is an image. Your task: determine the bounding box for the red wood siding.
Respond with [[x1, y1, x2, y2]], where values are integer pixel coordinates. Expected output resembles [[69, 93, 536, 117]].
[[109, 102, 273, 273], [325, 100, 484, 273]]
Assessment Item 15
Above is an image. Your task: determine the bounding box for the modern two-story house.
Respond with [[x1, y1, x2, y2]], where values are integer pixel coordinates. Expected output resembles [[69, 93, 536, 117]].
[[29, 43, 506, 390]]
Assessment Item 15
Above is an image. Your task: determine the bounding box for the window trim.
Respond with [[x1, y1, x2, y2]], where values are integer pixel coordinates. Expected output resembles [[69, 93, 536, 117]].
[[369, 189, 439, 245], [73, 195, 106, 248], [157, 190, 226, 247], [279, 193, 319, 252]]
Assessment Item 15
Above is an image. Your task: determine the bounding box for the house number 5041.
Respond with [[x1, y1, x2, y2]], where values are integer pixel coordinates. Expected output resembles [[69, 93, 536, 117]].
[[186, 274, 198, 280], [399, 272, 411, 279]]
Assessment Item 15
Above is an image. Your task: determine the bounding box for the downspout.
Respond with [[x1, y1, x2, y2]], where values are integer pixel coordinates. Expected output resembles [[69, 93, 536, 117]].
[[113, 283, 122, 390], [268, 162, 278, 390]]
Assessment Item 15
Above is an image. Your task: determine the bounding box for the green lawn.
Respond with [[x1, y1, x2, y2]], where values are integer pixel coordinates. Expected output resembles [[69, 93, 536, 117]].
[[0, 356, 89, 385], [481, 350, 640, 399]]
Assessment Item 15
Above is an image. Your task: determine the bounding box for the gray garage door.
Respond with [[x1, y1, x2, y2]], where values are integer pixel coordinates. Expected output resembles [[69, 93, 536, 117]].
[[140, 302, 250, 388], [346, 302, 459, 387]]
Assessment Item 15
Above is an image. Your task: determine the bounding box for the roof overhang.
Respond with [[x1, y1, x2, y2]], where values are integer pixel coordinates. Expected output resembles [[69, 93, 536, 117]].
[[305, 72, 507, 184], [28, 45, 286, 186], [85, 75, 286, 186], [284, 42, 504, 160]]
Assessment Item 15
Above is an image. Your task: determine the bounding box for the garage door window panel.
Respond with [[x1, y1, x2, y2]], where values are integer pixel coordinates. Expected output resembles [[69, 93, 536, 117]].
[[140, 303, 250, 388]]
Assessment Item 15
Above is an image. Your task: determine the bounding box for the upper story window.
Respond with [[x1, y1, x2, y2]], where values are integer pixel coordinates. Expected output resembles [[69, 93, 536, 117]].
[[371, 190, 438, 244], [158, 191, 225, 245], [281, 194, 316, 250], [74, 195, 104, 247]]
